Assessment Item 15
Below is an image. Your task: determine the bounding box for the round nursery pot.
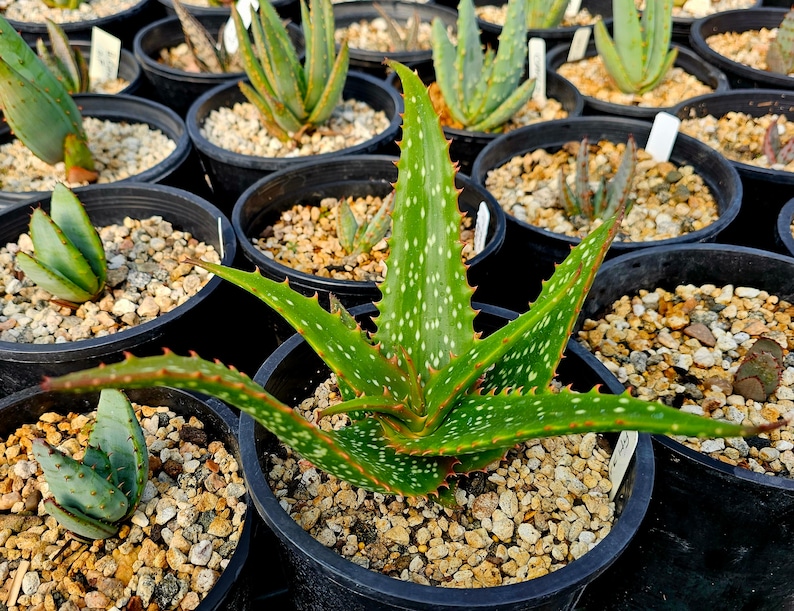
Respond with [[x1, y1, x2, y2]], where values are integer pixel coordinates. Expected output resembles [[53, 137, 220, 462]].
[[232, 154, 506, 344], [157, 0, 299, 20], [469, 115, 742, 313], [333, 1, 458, 80], [0, 93, 195, 207], [3, 0, 156, 48], [186, 72, 403, 211], [574, 243, 794, 610], [775, 197, 794, 256], [669, 0, 762, 46], [0, 183, 237, 398], [0, 384, 255, 610], [689, 7, 794, 90], [546, 41, 729, 120], [238, 303, 655, 611], [472, 0, 613, 49], [672, 89, 794, 251]]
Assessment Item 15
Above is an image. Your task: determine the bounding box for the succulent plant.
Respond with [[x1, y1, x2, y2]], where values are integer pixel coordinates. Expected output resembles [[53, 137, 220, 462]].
[[527, 0, 569, 29], [15, 184, 107, 305], [172, 0, 239, 74], [41, 0, 82, 8], [763, 121, 794, 166], [593, 0, 677, 94], [766, 8, 794, 76], [372, 2, 421, 52], [558, 136, 637, 222], [0, 15, 97, 184], [431, 0, 536, 132], [31, 389, 148, 541], [233, 0, 349, 142], [36, 19, 90, 94], [44, 61, 774, 498], [337, 192, 393, 256], [733, 338, 784, 403]]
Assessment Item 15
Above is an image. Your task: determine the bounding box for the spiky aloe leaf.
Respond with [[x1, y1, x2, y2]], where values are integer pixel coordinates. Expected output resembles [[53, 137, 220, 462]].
[[173, 0, 226, 73], [527, 0, 569, 28], [32, 437, 129, 522], [41, 498, 120, 541], [44, 352, 455, 496], [602, 136, 636, 218], [36, 19, 89, 94], [338, 193, 394, 256]]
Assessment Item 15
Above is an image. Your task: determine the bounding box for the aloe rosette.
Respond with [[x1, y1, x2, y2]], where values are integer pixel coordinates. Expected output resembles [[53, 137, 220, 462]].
[[0, 16, 97, 183], [232, 0, 349, 142], [32, 389, 148, 540], [43, 62, 777, 498], [431, 0, 535, 132], [593, 0, 677, 95]]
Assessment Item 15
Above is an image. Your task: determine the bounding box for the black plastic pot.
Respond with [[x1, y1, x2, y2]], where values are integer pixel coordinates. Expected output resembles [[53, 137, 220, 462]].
[[775, 197, 794, 256], [156, 0, 300, 22], [672, 89, 794, 252], [0, 93, 197, 208], [574, 243, 794, 610], [186, 72, 403, 211], [689, 7, 793, 89], [4, 0, 157, 48], [465, 0, 612, 50], [469, 116, 743, 313], [0, 183, 237, 398], [239, 303, 655, 611], [333, 1, 458, 80], [0, 384, 255, 610], [546, 42, 729, 120], [232, 154, 506, 345], [670, 0, 762, 46]]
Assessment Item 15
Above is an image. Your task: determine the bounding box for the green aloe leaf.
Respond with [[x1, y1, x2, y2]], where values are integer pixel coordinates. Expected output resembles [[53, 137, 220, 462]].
[[42, 499, 120, 540]]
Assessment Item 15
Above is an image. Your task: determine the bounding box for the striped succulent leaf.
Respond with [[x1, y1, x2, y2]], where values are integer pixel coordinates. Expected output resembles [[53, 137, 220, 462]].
[[44, 62, 774, 498], [593, 0, 677, 94], [36, 19, 90, 94], [0, 16, 96, 183], [173, 0, 233, 74], [31, 389, 147, 540], [431, 0, 535, 132]]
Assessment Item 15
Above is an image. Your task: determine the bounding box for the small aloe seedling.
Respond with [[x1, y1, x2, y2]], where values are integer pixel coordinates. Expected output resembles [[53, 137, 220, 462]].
[[0, 16, 97, 183], [15, 184, 107, 305], [44, 61, 775, 498], [31, 389, 148, 541], [527, 0, 569, 29], [233, 0, 349, 142], [36, 19, 90, 94], [763, 121, 794, 166], [431, 0, 536, 132], [559, 136, 637, 222], [172, 0, 239, 74], [766, 8, 794, 76], [593, 0, 677, 94], [337, 192, 393, 256], [733, 338, 784, 403], [372, 2, 421, 52]]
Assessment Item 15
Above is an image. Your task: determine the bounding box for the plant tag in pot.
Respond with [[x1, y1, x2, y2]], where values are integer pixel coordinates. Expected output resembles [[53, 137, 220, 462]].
[[567, 27, 590, 62], [89, 27, 120, 84], [528, 37, 546, 103], [565, 0, 583, 18], [474, 201, 489, 255], [224, 0, 260, 54], [608, 430, 638, 501], [645, 112, 681, 163]]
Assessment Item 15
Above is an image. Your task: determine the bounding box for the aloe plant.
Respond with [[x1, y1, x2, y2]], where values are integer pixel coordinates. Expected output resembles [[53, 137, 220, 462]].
[[0, 15, 97, 183], [43, 61, 775, 498], [527, 0, 569, 28], [559, 136, 637, 222], [733, 338, 784, 403], [764, 121, 794, 165], [337, 193, 394, 257], [36, 19, 90, 94], [431, 0, 536, 132], [31, 389, 148, 541], [593, 0, 677, 94], [766, 8, 794, 76], [232, 0, 349, 142], [372, 2, 421, 52], [15, 184, 107, 305], [172, 0, 239, 74]]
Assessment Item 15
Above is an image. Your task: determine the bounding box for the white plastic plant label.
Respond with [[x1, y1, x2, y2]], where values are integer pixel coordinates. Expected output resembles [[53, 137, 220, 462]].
[[645, 112, 681, 163], [567, 27, 590, 62], [528, 37, 546, 104], [608, 430, 638, 501], [88, 27, 120, 84], [565, 0, 583, 18], [474, 201, 490, 255], [224, 0, 260, 55], [217, 217, 225, 261]]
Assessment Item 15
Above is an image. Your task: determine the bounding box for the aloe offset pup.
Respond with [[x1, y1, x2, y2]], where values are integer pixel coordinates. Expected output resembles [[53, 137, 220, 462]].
[[32, 389, 148, 540], [0, 15, 97, 183], [44, 62, 777, 498]]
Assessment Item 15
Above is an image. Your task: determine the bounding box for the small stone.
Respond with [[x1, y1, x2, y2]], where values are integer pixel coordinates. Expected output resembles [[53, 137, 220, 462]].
[[683, 323, 716, 346], [384, 525, 410, 546], [471, 492, 499, 520], [189, 540, 213, 566]]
